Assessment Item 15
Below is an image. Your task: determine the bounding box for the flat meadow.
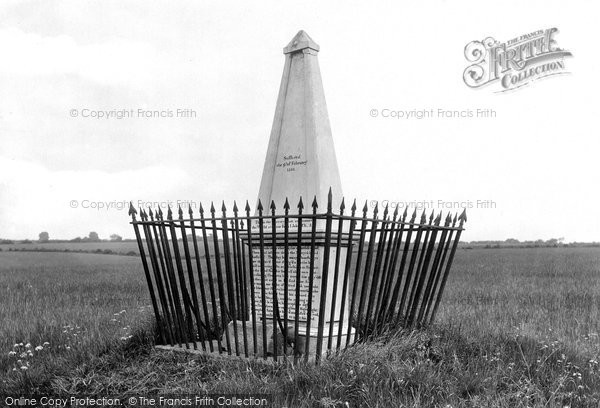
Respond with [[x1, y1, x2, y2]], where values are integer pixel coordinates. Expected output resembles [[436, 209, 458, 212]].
[[1, 246, 599, 406]]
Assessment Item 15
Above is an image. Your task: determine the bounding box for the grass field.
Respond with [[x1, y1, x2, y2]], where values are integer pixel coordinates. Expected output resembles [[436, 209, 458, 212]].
[[1, 247, 599, 406]]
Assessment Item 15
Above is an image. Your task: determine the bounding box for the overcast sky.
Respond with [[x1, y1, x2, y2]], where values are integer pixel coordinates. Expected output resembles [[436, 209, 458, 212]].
[[0, 1, 598, 242]]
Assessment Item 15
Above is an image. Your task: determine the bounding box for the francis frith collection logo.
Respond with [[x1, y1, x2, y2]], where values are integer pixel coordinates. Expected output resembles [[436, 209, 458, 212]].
[[463, 28, 572, 92]]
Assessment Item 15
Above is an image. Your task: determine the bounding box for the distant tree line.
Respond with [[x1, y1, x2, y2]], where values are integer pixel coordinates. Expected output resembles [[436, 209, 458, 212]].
[[0, 232, 128, 244], [460, 238, 599, 249]]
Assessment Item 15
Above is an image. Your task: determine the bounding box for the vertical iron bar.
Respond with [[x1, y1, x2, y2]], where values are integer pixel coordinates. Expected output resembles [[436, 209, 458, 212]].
[[158, 208, 189, 348], [293, 198, 304, 363], [339, 200, 357, 349], [167, 207, 197, 350], [188, 206, 213, 352], [405, 211, 432, 326], [396, 210, 422, 325], [257, 201, 268, 359], [378, 208, 405, 325], [316, 189, 333, 362], [407, 213, 438, 327], [221, 203, 239, 356], [304, 196, 319, 362], [270, 200, 279, 362], [429, 211, 466, 324], [347, 201, 369, 343], [417, 213, 446, 325], [372, 206, 399, 334], [328, 198, 345, 350], [423, 213, 453, 323], [148, 208, 177, 346], [364, 205, 389, 337], [283, 198, 290, 357], [142, 209, 173, 346], [210, 203, 232, 354], [381, 208, 409, 323], [233, 203, 249, 357], [178, 206, 204, 349], [357, 203, 379, 337], [199, 203, 221, 353], [244, 202, 258, 356], [129, 205, 165, 345]]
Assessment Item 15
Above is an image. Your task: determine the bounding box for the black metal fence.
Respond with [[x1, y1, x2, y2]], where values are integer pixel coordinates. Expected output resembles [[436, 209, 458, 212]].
[[129, 191, 466, 363]]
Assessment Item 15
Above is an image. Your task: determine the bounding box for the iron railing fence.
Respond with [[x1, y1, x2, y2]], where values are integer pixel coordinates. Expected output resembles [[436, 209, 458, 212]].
[[129, 192, 466, 363]]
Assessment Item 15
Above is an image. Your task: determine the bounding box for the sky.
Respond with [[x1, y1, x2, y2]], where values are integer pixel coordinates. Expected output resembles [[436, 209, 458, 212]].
[[0, 1, 598, 242]]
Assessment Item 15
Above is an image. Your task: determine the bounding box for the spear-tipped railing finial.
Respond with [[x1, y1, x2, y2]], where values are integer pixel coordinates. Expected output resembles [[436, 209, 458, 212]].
[[128, 201, 137, 220]]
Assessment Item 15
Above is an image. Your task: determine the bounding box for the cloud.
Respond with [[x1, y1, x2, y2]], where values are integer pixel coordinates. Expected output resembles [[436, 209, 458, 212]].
[[0, 157, 192, 239], [0, 27, 172, 88]]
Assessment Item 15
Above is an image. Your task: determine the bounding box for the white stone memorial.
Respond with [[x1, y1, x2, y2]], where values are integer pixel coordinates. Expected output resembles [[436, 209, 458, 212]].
[[227, 31, 355, 356]]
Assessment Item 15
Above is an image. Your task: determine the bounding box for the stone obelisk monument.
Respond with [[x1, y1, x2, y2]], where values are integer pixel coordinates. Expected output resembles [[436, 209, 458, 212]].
[[245, 31, 353, 355], [256, 30, 343, 211]]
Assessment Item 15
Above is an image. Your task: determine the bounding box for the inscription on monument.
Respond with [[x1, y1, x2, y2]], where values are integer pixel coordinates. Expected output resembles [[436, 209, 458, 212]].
[[275, 154, 308, 172], [252, 246, 322, 323]]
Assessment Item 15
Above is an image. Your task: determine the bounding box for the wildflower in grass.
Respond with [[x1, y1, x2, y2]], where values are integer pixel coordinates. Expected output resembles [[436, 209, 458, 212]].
[[19, 352, 27, 358], [35, 345, 43, 351], [25, 343, 31, 348], [43, 342, 49, 346], [20, 366, 28, 370], [8, 351, 16, 356]]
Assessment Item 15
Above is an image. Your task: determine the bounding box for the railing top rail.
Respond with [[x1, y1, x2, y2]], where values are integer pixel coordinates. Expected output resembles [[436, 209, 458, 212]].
[[129, 206, 467, 231], [130, 217, 466, 232]]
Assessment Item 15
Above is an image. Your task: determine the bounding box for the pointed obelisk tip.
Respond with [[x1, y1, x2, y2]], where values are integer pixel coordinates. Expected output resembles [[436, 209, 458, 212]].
[[283, 197, 290, 210], [283, 30, 320, 54], [270, 200, 276, 211]]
